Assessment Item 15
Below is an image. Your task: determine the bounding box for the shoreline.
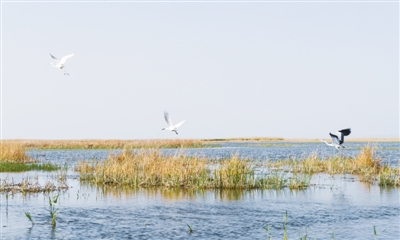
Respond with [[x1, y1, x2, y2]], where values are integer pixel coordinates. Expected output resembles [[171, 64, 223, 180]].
[[2, 138, 398, 143]]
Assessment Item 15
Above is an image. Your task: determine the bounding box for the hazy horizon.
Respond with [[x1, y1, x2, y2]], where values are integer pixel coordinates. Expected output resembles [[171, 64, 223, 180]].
[[2, 1, 399, 140]]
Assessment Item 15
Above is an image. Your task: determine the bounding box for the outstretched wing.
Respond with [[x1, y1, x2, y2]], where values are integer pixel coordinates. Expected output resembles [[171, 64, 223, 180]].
[[164, 111, 173, 127], [329, 133, 340, 145], [338, 128, 351, 136], [49, 54, 58, 60], [337, 128, 351, 144], [59, 54, 74, 64], [174, 120, 186, 129]]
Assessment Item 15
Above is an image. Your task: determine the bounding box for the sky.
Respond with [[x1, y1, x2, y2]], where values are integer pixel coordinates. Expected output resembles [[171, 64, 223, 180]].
[[1, 1, 399, 140]]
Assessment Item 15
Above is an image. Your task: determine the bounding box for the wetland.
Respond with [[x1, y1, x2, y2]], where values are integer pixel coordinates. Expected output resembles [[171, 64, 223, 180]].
[[1, 140, 399, 239]]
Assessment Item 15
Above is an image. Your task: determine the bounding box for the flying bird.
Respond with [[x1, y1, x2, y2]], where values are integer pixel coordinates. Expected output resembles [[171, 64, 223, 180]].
[[321, 128, 351, 153], [162, 111, 186, 135], [49, 53, 74, 75]]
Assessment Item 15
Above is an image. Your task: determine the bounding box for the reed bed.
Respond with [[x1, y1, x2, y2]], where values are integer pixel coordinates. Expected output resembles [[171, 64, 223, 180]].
[[0, 141, 32, 163], [4, 139, 207, 149], [0, 141, 60, 172], [76, 150, 310, 190], [269, 145, 400, 187], [203, 137, 284, 142]]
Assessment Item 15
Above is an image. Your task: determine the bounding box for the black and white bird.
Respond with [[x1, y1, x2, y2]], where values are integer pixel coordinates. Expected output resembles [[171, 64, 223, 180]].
[[49, 53, 74, 75], [321, 128, 351, 153], [162, 111, 186, 135]]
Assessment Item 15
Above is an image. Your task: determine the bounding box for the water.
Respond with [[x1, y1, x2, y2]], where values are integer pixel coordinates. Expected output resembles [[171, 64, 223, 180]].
[[27, 141, 400, 167], [1, 142, 399, 239]]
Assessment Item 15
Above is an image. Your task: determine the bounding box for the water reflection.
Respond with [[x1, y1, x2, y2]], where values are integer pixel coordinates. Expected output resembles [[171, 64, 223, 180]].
[[1, 174, 399, 239], [80, 182, 251, 202]]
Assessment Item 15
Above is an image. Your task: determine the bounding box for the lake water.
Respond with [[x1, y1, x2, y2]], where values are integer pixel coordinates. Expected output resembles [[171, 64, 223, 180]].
[[1, 142, 399, 239]]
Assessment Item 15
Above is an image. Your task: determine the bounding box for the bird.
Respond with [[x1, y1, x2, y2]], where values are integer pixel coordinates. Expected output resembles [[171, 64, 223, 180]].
[[321, 128, 351, 153], [162, 111, 186, 135], [49, 53, 74, 75]]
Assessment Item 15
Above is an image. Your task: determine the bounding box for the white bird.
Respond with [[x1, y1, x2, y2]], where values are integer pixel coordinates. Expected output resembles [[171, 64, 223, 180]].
[[49, 53, 74, 75], [321, 128, 351, 153], [162, 111, 186, 135]]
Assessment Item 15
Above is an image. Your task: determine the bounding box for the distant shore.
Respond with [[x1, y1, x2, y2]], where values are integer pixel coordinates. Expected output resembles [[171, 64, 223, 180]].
[[201, 137, 399, 142], [279, 138, 399, 143], [2, 138, 399, 142]]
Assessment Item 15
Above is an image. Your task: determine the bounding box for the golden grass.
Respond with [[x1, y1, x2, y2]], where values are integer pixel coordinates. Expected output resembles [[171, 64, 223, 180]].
[[203, 137, 284, 142], [0, 141, 32, 163], [3, 139, 207, 150], [269, 145, 400, 187], [75, 150, 310, 190], [76, 150, 209, 188], [203, 137, 399, 143]]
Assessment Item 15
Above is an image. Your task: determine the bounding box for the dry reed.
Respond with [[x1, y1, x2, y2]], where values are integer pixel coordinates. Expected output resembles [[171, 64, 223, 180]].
[[0, 176, 68, 193], [269, 145, 400, 187], [0, 141, 32, 163], [76, 150, 310, 190], [203, 137, 284, 142], [4, 139, 206, 149]]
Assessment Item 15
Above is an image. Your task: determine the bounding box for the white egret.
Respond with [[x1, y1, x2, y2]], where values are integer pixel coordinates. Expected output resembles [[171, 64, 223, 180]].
[[49, 53, 74, 75], [162, 111, 186, 135], [321, 128, 351, 153]]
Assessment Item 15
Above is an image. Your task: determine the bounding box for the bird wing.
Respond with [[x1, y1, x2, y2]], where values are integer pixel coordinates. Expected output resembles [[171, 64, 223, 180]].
[[174, 120, 186, 129], [49, 54, 58, 60], [338, 128, 351, 136], [59, 54, 74, 64], [164, 111, 173, 127], [329, 133, 340, 145], [337, 128, 351, 144]]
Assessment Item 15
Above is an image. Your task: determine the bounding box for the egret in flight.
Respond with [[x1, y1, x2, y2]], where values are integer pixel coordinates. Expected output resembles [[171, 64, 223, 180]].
[[49, 53, 74, 75], [321, 128, 351, 153], [162, 111, 186, 135]]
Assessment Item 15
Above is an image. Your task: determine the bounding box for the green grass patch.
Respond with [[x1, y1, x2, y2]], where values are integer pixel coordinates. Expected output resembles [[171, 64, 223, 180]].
[[0, 162, 60, 172]]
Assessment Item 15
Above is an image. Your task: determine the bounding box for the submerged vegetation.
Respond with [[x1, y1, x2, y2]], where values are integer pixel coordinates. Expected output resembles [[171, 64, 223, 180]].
[[0, 176, 68, 193], [23, 193, 60, 227], [262, 211, 384, 240], [25, 212, 35, 225], [76, 149, 310, 190], [49, 193, 60, 227], [4, 139, 209, 150]]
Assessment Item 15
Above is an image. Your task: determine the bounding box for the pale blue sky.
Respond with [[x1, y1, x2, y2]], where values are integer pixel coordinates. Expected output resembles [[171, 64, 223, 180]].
[[1, 1, 399, 139]]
